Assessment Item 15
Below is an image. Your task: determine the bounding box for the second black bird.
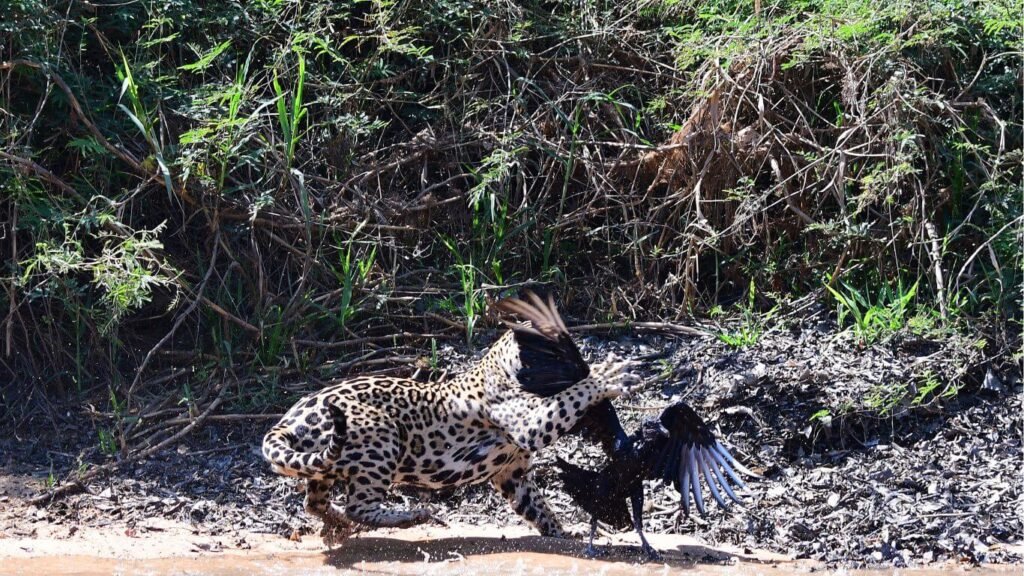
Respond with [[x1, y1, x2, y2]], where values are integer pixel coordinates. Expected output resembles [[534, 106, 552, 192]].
[[555, 400, 753, 559]]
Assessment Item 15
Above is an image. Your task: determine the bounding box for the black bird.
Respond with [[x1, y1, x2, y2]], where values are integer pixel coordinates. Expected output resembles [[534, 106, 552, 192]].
[[556, 399, 753, 559], [492, 290, 753, 558]]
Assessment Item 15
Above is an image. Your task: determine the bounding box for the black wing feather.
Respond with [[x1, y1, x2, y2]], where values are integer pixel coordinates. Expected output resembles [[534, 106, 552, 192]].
[[639, 402, 755, 516], [554, 457, 631, 529], [494, 292, 589, 397]]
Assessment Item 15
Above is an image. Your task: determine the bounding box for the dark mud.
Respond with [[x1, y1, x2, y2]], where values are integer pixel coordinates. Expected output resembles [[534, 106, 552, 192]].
[[2, 317, 1021, 569]]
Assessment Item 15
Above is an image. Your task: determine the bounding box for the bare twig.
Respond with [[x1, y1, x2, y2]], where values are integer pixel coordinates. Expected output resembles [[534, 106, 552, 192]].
[[30, 383, 229, 506], [0, 151, 85, 203], [572, 321, 711, 337], [1, 59, 146, 175], [124, 231, 221, 421]]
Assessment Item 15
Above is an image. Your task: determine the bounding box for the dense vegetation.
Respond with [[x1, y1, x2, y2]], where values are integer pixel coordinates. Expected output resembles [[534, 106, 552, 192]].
[[1, 1, 1020, 445]]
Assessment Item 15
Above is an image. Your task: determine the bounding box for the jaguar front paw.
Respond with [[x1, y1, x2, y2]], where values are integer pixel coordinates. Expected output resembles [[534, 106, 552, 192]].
[[591, 353, 641, 397]]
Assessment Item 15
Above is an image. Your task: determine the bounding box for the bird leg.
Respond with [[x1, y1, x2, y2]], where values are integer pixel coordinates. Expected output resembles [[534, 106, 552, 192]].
[[630, 491, 662, 562], [582, 517, 605, 558]]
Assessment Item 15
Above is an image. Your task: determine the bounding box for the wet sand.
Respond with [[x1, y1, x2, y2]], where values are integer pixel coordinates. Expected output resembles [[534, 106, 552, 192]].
[[2, 521, 1018, 576]]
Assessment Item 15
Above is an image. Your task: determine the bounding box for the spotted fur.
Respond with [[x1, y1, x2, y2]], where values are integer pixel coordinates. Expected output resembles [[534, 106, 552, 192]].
[[262, 293, 636, 543]]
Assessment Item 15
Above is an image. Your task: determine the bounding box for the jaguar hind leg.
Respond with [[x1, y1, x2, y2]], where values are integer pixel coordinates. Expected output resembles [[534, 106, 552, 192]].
[[343, 475, 434, 529], [337, 422, 435, 529], [490, 451, 566, 538], [304, 478, 354, 546]]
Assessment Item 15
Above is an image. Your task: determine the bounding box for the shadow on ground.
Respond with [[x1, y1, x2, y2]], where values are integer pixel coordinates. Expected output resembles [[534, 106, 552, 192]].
[[323, 533, 773, 570]]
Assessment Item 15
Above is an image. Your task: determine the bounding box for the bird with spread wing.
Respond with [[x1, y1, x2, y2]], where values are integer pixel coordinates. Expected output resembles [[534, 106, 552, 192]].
[[555, 398, 756, 559], [494, 291, 756, 560]]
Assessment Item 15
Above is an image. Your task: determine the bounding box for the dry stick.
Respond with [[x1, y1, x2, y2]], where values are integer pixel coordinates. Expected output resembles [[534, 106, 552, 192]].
[[0, 59, 146, 175], [293, 332, 447, 349], [426, 312, 467, 330], [403, 192, 466, 214], [922, 220, 948, 319], [338, 355, 417, 372], [199, 295, 259, 333], [132, 412, 284, 444], [29, 385, 229, 506], [572, 321, 711, 337], [768, 156, 815, 226], [4, 202, 16, 358], [0, 151, 86, 203], [953, 215, 1024, 293], [409, 172, 473, 204], [913, 175, 950, 319], [158, 413, 283, 426], [124, 232, 221, 425], [827, 248, 851, 292]]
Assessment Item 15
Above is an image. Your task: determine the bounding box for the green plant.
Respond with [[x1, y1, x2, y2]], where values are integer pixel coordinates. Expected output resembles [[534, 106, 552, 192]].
[[825, 278, 919, 345], [863, 368, 963, 417], [272, 52, 307, 176], [865, 380, 910, 415], [429, 338, 439, 373], [440, 235, 486, 343], [912, 370, 961, 406], [333, 221, 377, 332], [179, 382, 197, 418], [229, 372, 284, 413], [539, 228, 562, 282], [256, 304, 289, 367], [20, 221, 179, 334], [116, 52, 174, 196], [97, 427, 118, 456], [657, 358, 674, 380], [717, 329, 759, 349], [717, 279, 776, 348], [467, 146, 531, 286], [454, 264, 484, 343], [178, 45, 254, 195], [809, 408, 832, 423], [2, 0, 1018, 442]]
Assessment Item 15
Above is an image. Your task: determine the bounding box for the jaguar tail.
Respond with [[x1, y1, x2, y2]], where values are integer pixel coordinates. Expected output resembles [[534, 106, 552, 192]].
[[261, 404, 347, 479]]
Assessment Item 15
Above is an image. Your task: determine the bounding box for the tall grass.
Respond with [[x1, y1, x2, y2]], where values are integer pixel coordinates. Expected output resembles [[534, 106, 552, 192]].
[[0, 0, 1019, 416]]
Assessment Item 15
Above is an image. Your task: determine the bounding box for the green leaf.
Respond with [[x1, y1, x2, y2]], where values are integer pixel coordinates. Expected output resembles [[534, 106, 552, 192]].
[[180, 40, 233, 72]]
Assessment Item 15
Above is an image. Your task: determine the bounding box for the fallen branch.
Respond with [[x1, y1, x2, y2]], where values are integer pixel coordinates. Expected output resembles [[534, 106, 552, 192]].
[[199, 295, 260, 333], [572, 321, 711, 337], [293, 332, 447, 349], [30, 384, 229, 506]]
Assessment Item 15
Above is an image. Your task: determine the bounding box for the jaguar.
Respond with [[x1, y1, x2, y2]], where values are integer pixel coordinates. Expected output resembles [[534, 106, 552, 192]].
[[262, 292, 638, 544]]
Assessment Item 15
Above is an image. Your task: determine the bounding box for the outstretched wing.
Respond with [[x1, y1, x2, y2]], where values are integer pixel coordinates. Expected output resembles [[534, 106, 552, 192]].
[[644, 402, 756, 517], [494, 291, 590, 397]]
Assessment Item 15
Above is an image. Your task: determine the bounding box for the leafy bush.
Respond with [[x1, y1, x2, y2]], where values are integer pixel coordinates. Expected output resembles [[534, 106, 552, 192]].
[[0, 0, 1019, 422]]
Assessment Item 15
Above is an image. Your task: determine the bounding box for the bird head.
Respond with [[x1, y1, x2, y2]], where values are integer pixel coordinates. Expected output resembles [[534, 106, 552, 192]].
[[640, 418, 670, 442]]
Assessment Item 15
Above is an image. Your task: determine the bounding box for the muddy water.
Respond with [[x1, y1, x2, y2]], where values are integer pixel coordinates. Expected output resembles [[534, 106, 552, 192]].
[[1, 523, 1017, 576]]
